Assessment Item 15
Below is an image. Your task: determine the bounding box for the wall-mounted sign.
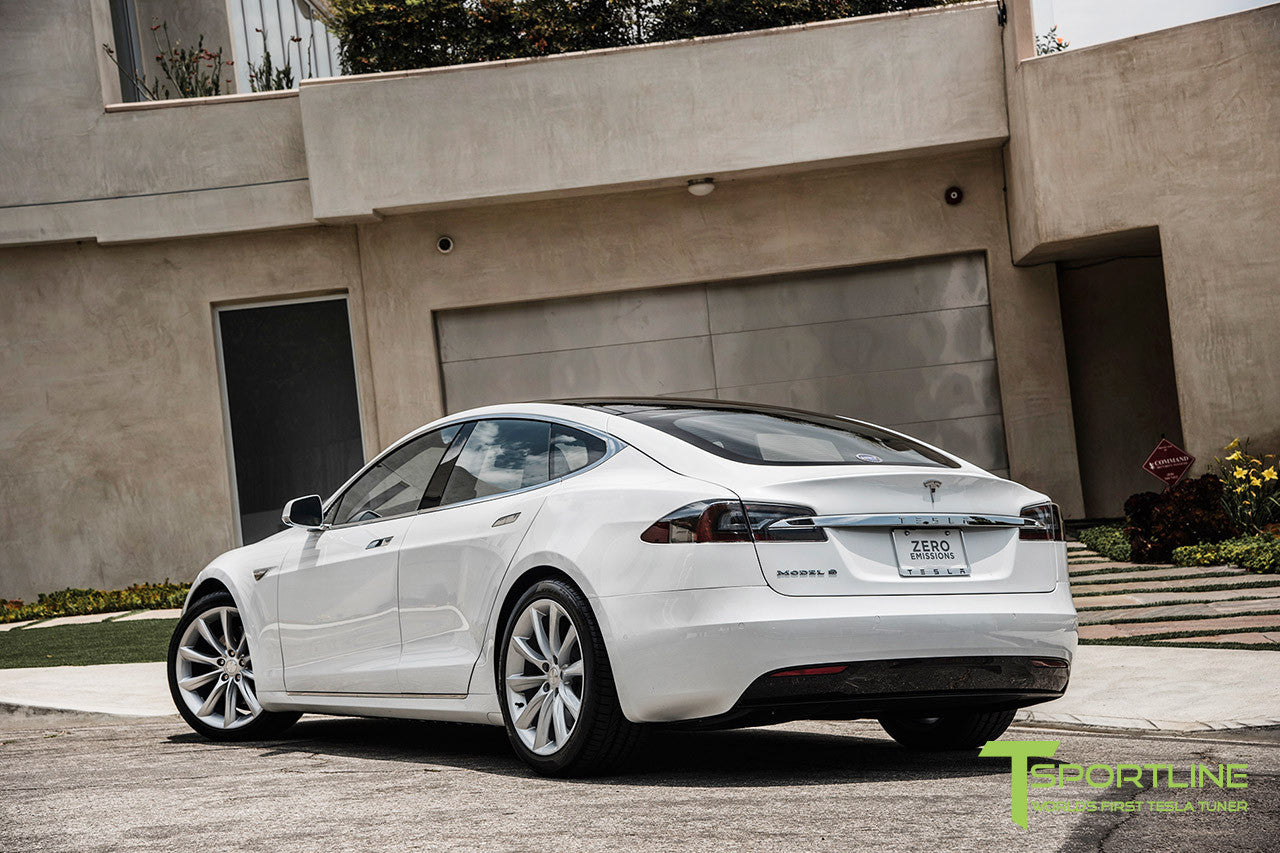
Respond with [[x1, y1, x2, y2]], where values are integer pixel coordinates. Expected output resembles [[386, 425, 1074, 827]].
[[1142, 438, 1195, 488]]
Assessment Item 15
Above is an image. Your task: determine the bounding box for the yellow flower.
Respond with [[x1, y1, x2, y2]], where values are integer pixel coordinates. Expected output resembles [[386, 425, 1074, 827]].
[[1251, 477, 1263, 487], [1235, 484, 1249, 493], [1263, 467, 1278, 482], [1225, 438, 1241, 451], [1226, 451, 1244, 461], [1235, 466, 1250, 479]]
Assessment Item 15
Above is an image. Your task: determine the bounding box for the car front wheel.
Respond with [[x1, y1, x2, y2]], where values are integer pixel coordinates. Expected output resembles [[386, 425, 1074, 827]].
[[497, 579, 644, 775], [167, 591, 300, 740], [878, 709, 1017, 751]]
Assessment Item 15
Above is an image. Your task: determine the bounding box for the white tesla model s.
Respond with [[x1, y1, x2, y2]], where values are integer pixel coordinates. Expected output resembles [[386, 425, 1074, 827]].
[[168, 399, 1076, 774]]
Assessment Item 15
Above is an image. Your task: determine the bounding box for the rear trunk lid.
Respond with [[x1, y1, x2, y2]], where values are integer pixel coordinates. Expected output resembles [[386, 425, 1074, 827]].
[[743, 468, 1062, 596]]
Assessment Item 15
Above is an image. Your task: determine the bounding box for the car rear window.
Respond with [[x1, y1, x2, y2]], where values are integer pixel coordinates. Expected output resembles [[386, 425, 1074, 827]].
[[621, 407, 959, 468]]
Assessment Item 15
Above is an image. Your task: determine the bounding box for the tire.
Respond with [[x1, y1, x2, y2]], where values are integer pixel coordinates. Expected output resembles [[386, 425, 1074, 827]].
[[878, 709, 1017, 751], [496, 579, 644, 775], [167, 591, 300, 741]]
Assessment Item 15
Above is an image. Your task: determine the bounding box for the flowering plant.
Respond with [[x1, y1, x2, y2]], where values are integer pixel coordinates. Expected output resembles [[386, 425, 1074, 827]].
[[1035, 25, 1068, 55], [1216, 438, 1280, 534], [103, 21, 232, 101], [248, 28, 303, 92]]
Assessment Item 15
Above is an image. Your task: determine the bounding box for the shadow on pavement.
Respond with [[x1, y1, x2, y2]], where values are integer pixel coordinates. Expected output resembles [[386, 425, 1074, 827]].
[[167, 715, 1028, 787]]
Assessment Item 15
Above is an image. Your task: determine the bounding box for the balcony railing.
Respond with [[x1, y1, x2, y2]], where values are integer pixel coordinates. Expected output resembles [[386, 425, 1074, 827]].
[[228, 0, 342, 90]]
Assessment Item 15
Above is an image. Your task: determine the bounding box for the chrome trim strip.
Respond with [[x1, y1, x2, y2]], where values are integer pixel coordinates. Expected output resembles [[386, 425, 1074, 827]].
[[776, 513, 1043, 530], [285, 691, 468, 699]]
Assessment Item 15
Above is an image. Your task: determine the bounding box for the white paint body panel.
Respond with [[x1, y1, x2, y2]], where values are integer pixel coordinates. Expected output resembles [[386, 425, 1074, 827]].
[[181, 401, 1077, 727], [277, 517, 409, 693], [398, 487, 549, 694]]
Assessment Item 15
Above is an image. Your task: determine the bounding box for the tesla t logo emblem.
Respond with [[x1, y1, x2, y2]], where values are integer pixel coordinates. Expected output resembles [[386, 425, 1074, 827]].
[[924, 480, 942, 504]]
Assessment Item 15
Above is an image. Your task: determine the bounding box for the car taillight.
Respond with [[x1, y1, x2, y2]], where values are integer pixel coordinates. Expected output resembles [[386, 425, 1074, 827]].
[[1019, 501, 1064, 541], [640, 501, 826, 543]]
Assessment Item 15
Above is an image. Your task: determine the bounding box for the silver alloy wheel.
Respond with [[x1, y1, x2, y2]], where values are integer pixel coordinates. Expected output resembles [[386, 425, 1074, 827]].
[[504, 598, 584, 756], [174, 605, 261, 731]]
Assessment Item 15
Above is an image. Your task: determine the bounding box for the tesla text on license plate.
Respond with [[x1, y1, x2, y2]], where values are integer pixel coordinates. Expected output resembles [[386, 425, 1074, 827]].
[[894, 528, 970, 577]]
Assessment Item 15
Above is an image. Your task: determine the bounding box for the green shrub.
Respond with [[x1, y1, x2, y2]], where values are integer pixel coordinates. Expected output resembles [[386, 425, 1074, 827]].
[[0, 582, 190, 624], [1173, 535, 1280, 574], [650, 0, 943, 42], [327, 0, 951, 74], [1123, 474, 1236, 563], [1077, 525, 1130, 562]]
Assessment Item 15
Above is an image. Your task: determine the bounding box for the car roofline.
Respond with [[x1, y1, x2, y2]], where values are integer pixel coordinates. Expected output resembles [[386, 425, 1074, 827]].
[[545, 396, 879, 425]]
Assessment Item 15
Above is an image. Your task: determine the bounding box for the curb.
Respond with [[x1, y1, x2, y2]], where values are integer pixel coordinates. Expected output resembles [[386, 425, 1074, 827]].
[[1016, 709, 1280, 733], [0, 701, 174, 724]]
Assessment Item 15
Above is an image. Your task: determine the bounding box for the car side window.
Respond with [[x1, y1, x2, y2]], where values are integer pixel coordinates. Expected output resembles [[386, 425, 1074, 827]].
[[551, 426, 607, 479], [329, 425, 460, 525], [439, 419, 552, 506]]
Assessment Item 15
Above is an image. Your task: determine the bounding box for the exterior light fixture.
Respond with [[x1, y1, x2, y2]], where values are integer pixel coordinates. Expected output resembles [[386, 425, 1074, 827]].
[[687, 178, 715, 197]]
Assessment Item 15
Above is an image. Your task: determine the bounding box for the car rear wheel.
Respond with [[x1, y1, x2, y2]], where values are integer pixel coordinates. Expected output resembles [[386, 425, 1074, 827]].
[[498, 579, 644, 775], [878, 709, 1016, 751], [167, 592, 300, 740]]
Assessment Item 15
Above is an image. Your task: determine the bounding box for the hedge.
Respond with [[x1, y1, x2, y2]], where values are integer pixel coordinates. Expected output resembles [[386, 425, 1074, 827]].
[[1077, 526, 1131, 563], [0, 582, 190, 624], [326, 0, 953, 74], [1172, 535, 1280, 574]]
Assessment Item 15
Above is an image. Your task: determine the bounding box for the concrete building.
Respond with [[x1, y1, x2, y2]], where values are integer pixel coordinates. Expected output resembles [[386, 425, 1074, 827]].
[[1, 0, 1277, 599]]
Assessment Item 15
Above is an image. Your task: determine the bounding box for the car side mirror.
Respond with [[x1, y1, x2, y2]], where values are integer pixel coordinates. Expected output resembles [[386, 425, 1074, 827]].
[[282, 495, 325, 530]]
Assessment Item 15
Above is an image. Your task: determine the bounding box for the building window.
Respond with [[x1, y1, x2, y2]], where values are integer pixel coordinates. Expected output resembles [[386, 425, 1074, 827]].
[[108, 0, 146, 102]]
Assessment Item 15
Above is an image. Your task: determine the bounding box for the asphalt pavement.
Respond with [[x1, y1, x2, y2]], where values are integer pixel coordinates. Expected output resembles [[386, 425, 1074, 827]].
[[1, 714, 1276, 852]]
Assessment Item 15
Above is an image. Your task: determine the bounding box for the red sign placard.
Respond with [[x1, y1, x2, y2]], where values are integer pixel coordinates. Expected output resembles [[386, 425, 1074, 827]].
[[1142, 438, 1195, 488]]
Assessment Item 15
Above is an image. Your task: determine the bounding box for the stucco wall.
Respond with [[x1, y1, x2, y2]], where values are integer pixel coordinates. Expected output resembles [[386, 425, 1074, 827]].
[[1004, 3, 1280, 466], [0, 148, 1084, 600], [0, 0, 312, 246], [354, 149, 1084, 514], [299, 2, 1008, 221], [0, 227, 376, 601]]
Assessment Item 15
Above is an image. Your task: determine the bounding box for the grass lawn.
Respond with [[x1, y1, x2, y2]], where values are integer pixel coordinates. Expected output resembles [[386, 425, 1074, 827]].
[[0, 619, 179, 669]]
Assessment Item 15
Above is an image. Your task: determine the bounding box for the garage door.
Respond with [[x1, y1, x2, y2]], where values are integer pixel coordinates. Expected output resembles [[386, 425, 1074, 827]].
[[436, 255, 1008, 476]]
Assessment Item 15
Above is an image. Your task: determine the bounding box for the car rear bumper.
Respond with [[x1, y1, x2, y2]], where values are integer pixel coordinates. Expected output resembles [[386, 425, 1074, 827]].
[[591, 582, 1078, 723]]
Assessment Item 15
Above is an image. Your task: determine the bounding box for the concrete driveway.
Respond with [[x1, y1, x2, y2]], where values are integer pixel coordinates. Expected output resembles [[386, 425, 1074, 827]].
[[1, 715, 1276, 852]]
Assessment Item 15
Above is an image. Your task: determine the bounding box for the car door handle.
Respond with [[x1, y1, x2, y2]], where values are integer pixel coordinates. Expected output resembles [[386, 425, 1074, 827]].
[[366, 536, 394, 549], [492, 512, 520, 527]]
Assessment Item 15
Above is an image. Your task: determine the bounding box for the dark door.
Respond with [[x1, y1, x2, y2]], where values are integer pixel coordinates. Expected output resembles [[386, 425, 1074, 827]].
[[218, 298, 364, 544]]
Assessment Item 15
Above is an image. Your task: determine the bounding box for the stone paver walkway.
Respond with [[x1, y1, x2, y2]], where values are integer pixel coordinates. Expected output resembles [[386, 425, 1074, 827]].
[[1070, 564, 1246, 583], [1068, 539, 1280, 649], [22, 612, 130, 629], [1077, 586, 1280, 608], [1160, 631, 1280, 645], [113, 609, 182, 622], [1, 608, 181, 631], [1079, 597, 1280, 625]]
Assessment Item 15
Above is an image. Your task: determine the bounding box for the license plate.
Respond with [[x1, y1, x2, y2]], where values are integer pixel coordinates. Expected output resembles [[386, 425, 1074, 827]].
[[893, 528, 970, 577]]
